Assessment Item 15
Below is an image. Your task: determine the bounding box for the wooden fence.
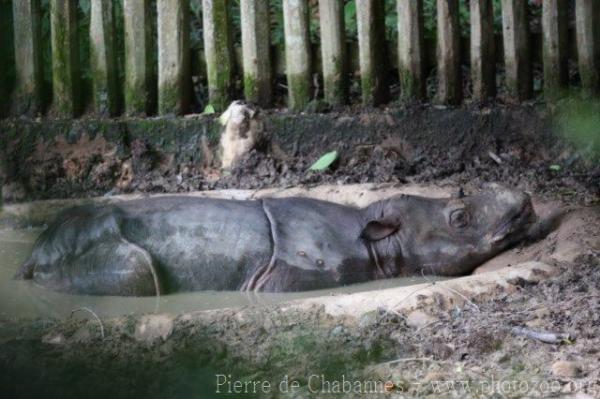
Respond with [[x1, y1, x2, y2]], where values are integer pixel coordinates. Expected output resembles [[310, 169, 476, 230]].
[[5, 0, 600, 118]]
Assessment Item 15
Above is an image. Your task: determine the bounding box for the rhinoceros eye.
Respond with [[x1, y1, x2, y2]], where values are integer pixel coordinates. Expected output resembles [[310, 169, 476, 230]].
[[449, 209, 470, 229]]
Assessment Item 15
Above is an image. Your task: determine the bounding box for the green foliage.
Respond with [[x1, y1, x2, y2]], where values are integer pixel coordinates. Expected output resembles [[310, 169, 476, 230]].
[[549, 164, 561, 171], [203, 103, 216, 115], [344, 1, 357, 38], [557, 98, 600, 163], [262, 0, 508, 45]]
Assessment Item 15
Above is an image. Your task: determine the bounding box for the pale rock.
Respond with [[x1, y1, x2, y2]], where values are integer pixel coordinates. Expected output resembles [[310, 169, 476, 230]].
[[551, 360, 582, 378], [42, 333, 65, 345], [406, 310, 437, 328], [219, 101, 264, 169], [134, 314, 174, 342]]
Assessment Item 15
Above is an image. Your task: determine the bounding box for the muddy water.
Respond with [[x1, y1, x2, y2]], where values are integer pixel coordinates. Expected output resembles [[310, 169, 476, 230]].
[[0, 228, 444, 320]]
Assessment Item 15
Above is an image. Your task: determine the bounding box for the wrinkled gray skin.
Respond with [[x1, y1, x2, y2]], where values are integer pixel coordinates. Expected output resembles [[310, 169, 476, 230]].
[[16, 184, 538, 296]]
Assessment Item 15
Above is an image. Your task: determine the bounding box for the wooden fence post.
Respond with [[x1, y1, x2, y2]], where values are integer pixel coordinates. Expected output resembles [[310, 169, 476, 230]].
[[240, 0, 272, 107], [283, 0, 311, 111], [12, 0, 43, 115], [397, 0, 426, 101], [203, 0, 233, 111], [356, 0, 388, 106], [90, 0, 118, 116], [157, 0, 191, 115], [436, 0, 462, 105], [501, 0, 532, 101], [470, 0, 496, 100], [50, 0, 81, 117], [575, 0, 599, 95], [0, 1, 12, 118], [124, 0, 153, 115], [319, 0, 347, 105], [542, 0, 569, 97]]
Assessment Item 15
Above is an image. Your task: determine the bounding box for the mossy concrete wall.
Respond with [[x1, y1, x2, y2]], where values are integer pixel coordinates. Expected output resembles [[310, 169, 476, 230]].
[[50, 0, 81, 117], [12, 0, 44, 116], [0, 0, 16, 118], [202, 0, 233, 112], [397, 0, 426, 101], [542, 0, 569, 97], [240, 0, 272, 107], [501, 0, 532, 101], [470, 0, 496, 100], [356, 0, 388, 106], [575, 0, 600, 96], [283, 0, 312, 111], [157, 0, 191, 116], [318, 0, 347, 105], [90, 0, 119, 117], [436, 0, 462, 105], [123, 0, 155, 116]]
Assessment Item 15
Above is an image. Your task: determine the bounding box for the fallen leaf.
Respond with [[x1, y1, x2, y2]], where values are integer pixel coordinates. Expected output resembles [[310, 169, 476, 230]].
[[309, 151, 338, 171]]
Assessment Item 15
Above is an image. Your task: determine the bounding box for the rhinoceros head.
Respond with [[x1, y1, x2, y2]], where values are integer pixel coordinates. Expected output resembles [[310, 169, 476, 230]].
[[360, 183, 537, 277]]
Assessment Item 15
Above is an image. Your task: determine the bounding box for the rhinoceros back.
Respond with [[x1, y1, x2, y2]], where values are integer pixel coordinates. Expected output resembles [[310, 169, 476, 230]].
[[14, 205, 158, 295], [17, 197, 274, 295], [255, 198, 371, 291], [118, 197, 273, 292]]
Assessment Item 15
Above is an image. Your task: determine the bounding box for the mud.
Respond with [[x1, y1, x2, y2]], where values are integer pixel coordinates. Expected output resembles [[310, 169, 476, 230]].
[[1, 104, 598, 205], [1, 256, 598, 398]]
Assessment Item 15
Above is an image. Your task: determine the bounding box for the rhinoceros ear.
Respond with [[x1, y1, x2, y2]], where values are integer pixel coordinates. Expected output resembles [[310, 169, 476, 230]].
[[360, 220, 400, 241]]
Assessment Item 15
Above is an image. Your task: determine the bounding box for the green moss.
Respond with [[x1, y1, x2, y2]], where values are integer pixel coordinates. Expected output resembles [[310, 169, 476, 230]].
[[158, 82, 182, 116], [50, 0, 81, 117], [543, 64, 566, 100], [123, 2, 153, 117], [361, 71, 375, 106], [579, 66, 600, 97], [323, 57, 347, 105], [205, 1, 232, 112], [243, 74, 257, 103], [287, 73, 311, 112], [399, 68, 424, 102], [207, 61, 231, 112], [124, 80, 149, 116]]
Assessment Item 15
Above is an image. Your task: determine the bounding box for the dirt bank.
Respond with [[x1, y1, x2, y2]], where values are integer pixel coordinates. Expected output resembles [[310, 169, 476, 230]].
[[1, 104, 598, 205]]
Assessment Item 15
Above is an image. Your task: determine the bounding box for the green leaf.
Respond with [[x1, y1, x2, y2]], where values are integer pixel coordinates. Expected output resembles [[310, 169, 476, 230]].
[[218, 107, 231, 126], [203, 104, 216, 115], [309, 151, 338, 172], [549, 164, 561, 171]]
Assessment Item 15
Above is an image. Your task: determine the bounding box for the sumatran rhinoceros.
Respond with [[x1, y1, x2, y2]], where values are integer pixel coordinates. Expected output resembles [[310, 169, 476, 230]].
[[16, 184, 541, 296]]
